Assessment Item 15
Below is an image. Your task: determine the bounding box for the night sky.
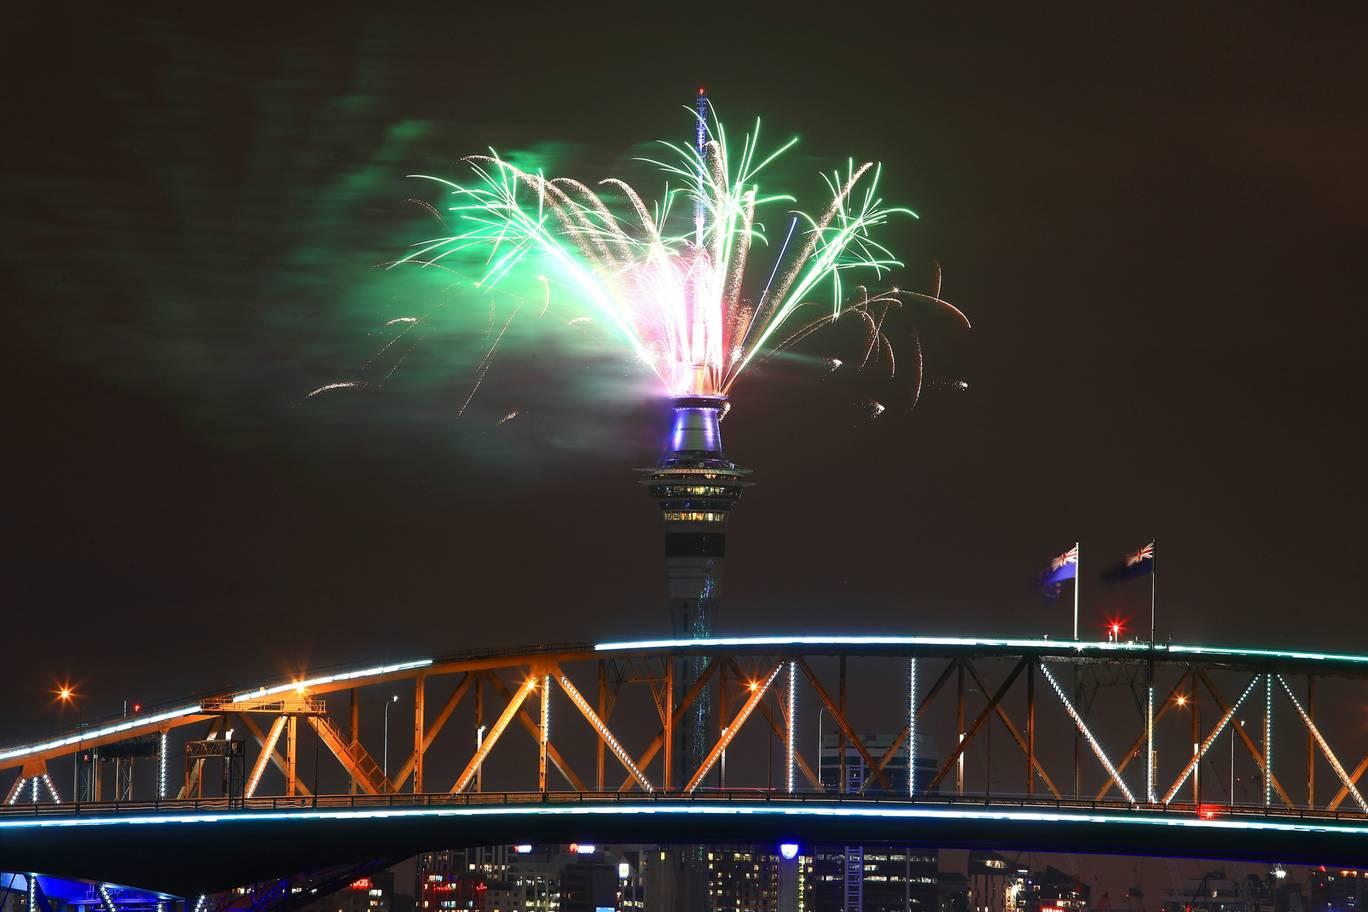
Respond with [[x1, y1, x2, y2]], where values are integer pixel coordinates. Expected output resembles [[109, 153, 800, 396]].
[[3, 4, 1366, 880]]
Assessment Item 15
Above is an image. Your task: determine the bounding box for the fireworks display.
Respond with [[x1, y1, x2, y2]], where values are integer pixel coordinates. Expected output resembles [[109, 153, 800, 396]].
[[382, 92, 968, 412]]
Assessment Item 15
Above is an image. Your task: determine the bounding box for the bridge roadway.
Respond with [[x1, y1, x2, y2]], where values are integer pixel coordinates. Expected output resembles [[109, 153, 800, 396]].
[[1, 791, 1366, 897]]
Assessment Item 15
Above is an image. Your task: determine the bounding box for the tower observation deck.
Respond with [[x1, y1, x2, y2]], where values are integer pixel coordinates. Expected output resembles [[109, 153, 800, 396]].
[[639, 395, 751, 782]]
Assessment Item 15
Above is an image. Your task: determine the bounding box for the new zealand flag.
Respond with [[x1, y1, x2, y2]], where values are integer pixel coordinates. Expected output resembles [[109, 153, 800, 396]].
[[1102, 541, 1154, 583], [1037, 545, 1078, 600]]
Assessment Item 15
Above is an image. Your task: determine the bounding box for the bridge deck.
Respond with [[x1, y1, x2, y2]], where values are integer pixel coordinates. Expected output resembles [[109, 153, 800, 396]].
[[1, 792, 1365, 896]]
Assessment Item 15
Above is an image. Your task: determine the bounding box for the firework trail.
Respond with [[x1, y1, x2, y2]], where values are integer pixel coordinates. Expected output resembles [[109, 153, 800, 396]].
[[458, 306, 520, 418], [306, 381, 367, 398], [395, 97, 969, 407]]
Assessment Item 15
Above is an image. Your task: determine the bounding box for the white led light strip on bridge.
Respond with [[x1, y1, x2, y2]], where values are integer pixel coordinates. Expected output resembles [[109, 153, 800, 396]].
[[1038, 664, 1135, 802], [556, 673, 653, 793], [0, 659, 433, 764], [1277, 674, 1368, 812], [594, 635, 1368, 669], [1162, 674, 1259, 805], [786, 661, 796, 795]]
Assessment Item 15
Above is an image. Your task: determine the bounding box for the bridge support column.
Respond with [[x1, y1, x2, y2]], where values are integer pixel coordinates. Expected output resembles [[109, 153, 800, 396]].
[[596, 661, 606, 791], [1191, 670, 1201, 806], [285, 716, 297, 798], [475, 675, 484, 793], [1307, 675, 1315, 807], [349, 689, 359, 796], [1026, 660, 1036, 797], [413, 674, 425, 794], [539, 673, 550, 793], [956, 661, 965, 797], [663, 661, 673, 791], [839, 656, 848, 793]]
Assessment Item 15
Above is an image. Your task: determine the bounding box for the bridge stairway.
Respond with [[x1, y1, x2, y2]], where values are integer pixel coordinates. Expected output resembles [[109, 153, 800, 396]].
[[305, 715, 391, 795]]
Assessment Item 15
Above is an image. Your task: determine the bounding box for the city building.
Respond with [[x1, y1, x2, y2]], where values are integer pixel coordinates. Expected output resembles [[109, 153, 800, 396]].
[[938, 873, 971, 912], [1161, 871, 1276, 912], [416, 845, 629, 912], [295, 871, 395, 912], [1009, 866, 1088, 912], [1307, 868, 1364, 912]]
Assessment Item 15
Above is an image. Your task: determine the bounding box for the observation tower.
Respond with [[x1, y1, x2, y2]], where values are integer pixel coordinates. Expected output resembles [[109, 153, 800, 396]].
[[639, 392, 751, 780]]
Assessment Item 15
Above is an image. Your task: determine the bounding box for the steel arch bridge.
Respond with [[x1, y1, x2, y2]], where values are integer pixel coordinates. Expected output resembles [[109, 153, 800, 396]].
[[3, 634, 1367, 895]]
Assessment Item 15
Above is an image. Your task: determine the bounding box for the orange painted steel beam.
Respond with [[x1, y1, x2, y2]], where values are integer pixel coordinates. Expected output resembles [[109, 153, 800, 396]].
[[861, 659, 959, 791], [450, 674, 539, 794], [285, 716, 298, 798], [1198, 670, 1294, 808], [483, 672, 589, 793], [244, 716, 287, 799], [1026, 660, 1036, 797], [551, 665, 653, 792], [238, 714, 311, 798], [413, 674, 426, 794], [618, 659, 718, 793], [684, 660, 783, 793], [304, 714, 389, 796], [927, 658, 1028, 793], [1096, 673, 1187, 800], [474, 676, 484, 792], [720, 659, 819, 789], [961, 660, 1061, 799], [424, 650, 599, 680], [390, 673, 473, 793], [663, 660, 674, 791], [596, 661, 608, 791], [795, 659, 890, 791], [349, 689, 359, 796], [538, 675, 549, 793], [1328, 756, 1368, 811], [1307, 675, 1316, 808]]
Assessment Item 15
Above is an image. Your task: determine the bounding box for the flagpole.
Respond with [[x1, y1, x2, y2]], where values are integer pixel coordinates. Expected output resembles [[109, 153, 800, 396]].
[[1150, 537, 1158, 646], [1073, 541, 1080, 641], [1147, 538, 1157, 802], [1072, 541, 1081, 797]]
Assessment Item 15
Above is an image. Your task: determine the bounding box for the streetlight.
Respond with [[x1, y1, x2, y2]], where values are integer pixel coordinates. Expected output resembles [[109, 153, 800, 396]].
[[1232, 719, 1244, 804], [476, 724, 487, 792], [383, 695, 399, 779]]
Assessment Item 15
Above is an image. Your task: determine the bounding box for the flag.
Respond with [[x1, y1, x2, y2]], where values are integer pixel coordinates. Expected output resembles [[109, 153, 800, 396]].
[[1102, 540, 1154, 583], [1037, 544, 1078, 599]]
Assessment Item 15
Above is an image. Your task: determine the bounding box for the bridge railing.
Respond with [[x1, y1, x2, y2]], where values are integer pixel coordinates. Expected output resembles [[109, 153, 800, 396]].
[[0, 789, 1363, 824]]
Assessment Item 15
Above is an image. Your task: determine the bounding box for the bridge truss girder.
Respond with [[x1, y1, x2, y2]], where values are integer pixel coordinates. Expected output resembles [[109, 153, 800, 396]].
[[2, 639, 1367, 827]]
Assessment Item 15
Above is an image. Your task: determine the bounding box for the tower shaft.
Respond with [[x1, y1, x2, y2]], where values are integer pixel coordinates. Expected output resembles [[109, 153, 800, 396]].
[[640, 396, 750, 784]]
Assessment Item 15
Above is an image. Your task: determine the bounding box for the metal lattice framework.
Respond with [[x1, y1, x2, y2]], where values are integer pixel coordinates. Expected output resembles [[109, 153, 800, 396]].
[[2, 636, 1367, 819]]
